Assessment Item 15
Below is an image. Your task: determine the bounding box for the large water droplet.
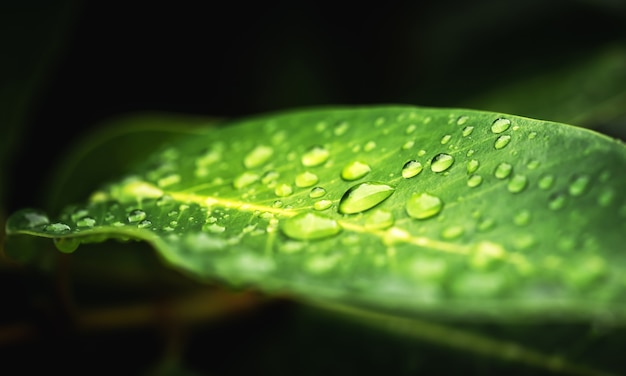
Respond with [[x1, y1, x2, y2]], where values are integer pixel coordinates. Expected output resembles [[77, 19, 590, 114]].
[[467, 174, 483, 188], [301, 145, 330, 167], [295, 171, 319, 188], [402, 160, 423, 178], [309, 187, 326, 198], [462, 126, 474, 137], [568, 174, 591, 197], [406, 193, 443, 219], [244, 145, 274, 168], [233, 171, 260, 189], [491, 118, 511, 134], [127, 209, 147, 223], [341, 161, 371, 181], [430, 153, 454, 172], [274, 183, 293, 197], [7, 209, 50, 231], [494, 162, 512, 179], [466, 159, 479, 174], [507, 175, 528, 193], [364, 209, 394, 230], [494, 135, 511, 149], [281, 212, 341, 240], [338, 182, 395, 214]]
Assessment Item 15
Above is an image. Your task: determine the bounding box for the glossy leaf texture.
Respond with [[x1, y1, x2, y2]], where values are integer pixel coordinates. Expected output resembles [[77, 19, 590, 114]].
[[6, 106, 626, 322]]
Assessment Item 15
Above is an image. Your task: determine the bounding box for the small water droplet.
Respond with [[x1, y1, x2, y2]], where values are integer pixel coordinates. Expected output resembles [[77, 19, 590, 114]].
[[402, 140, 415, 150], [54, 237, 80, 253], [364, 141, 376, 151], [76, 216, 96, 228], [338, 182, 395, 214], [456, 116, 469, 126], [204, 223, 226, 233], [477, 218, 495, 232], [137, 219, 152, 229], [341, 161, 371, 181], [507, 175, 528, 193], [466, 159, 479, 174], [364, 209, 394, 230], [314, 199, 332, 211], [272, 200, 283, 208], [494, 162, 512, 179], [538, 174, 555, 190], [406, 193, 443, 219], [526, 160, 540, 170], [597, 189, 614, 207], [233, 171, 260, 189], [514, 210, 531, 226], [568, 174, 591, 197], [430, 153, 454, 172], [440, 134, 452, 145], [295, 171, 319, 188], [405, 124, 416, 134], [309, 186, 326, 198], [127, 209, 147, 223], [261, 170, 280, 185], [528, 131, 537, 140], [157, 174, 181, 188], [45, 222, 71, 234], [281, 212, 341, 240], [491, 118, 511, 134], [548, 192, 567, 210], [402, 160, 423, 179], [494, 135, 511, 149], [301, 145, 330, 167], [441, 225, 464, 240], [467, 174, 483, 187], [462, 126, 474, 137], [466, 149, 475, 157], [274, 183, 293, 197]]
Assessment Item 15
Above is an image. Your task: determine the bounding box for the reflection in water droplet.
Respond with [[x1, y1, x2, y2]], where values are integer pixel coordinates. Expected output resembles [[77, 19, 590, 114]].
[[309, 187, 326, 198], [430, 153, 454, 172], [274, 183, 293, 197], [456, 116, 469, 126], [76, 216, 96, 228], [440, 134, 452, 145], [314, 199, 332, 211], [364, 209, 394, 230], [233, 171, 260, 189], [466, 159, 479, 174], [491, 118, 511, 134], [569, 174, 591, 197], [341, 161, 371, 181], [507, 175, 528, 193], [281, 212, 341, 240], [467, 174, 483, 188], [462, 126, 474, 137], [441, 226, 464, 240], [45, 222, 71, 234], [514, 210, 531, 226], [549, 192, 566, 210], [538, 174, 555, 190], [127, 209, 147, 223], [301, 145, 330, 167], [364, 141, 376, 151], [295, 171, 319, 188], [494, 162, 512, 179], [406, 193, 443, 219], [338, 182, 395, 214], [402, 160, 423, 179], [494, 135, 511, 149]]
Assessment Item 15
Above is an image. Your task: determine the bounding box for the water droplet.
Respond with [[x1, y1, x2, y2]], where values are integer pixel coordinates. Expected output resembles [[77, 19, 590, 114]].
[[494, 162, 512, 179], [272, 200, 283, 208], [76, 216, 96, 228], [440, 134, 452, 145], [314, 199, 332, 211], [158, 174, 181, 188], [406, 193, 443, 219], [204, 223, 226, 233], [430, 153, 454, 172], [137, 219, 152, 229], [569, 174, 591, 197], [528, 132, 538, 140], [402, 140, 415, 150], [274, 183, 293, 197], [441, 225, 464, 240], [597, 189, 614, 207], [233, 171, 260, 189], [405, 124, 416, 134], [374, 117, 385, 127], [364, 141, 376, 151], [364, 209, 394, 230], [494, 135, 511, 149], [295, 171, 319, 188], [334, 121, 349, 136], [45, 222, 71, 234], [462, 126, 474, 137], [491, 118, 511, 133], [281, 212, 341, 240], [301, 145, 330, 167], [402, 160, 423, 179], [243, 145, 273, 168], [309, 187, 326, 198], [466, 149, 475, 157], [548, 192, 567, 210], [338, 182, 395, 214], [127, 209, 147, 223], [514, 210, 531, 226], [507, 175, 528, 193], [456, 116, 469, 126], [526, 160, 540, 170], [538, 174, 555, 190], [467, 174, 483, 187], [417, 149, 426, 157], [466, 159, 479, 174], [54, 237, 80, 253], [8, 209, 50, 230], [477, 218, 495, 232], [341, 161, 371, 181]]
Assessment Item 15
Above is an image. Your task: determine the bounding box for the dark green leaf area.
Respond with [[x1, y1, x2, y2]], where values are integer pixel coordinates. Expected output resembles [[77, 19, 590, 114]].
[[6, 106, 626, 321]]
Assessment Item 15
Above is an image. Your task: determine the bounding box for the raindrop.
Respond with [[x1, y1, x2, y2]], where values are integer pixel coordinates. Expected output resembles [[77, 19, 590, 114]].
[[301, 145, 330, 167], [157, 174, 181, 188], [441, 226, 464, 240], [549, 192, 567, 210], [261, 170, 280, 185], [338, 182, 395, 214], [462, 126, 474, 137], [528, 132, 537, 140], [466, 149, 475, 157], [494, 162, 512, 179], [8, 209, 50, 230], [440, 134, 452, 145], [76, 216, 96, 228], [243, 145, 274, 168], [466, 159, 479, 174], [272, 200, 283, 208], [274, 183, 293, 197], [364, 209, 394, 230], [295, 171, 319, 188], [456, 116, 469, 126], [467, 174, 483, 188], [281, 212, 341, 240], [538, 174, 555, 190], [569, 174, 591, 197], [597, 189, 614, 207], [402, 140, 415, 150], [334, 121, 349, 136], [417, 149, 426, 157], [477, 218, 495, 232], [204, 223, 226, 233], [507, 175, 528, 193], [44, 222, 71, 234], [341, 161, 371, 181], [514, 210, 531, 226], [494, 135, 511, 149], [137, 220, 152, 229], [364, 141, 376, 151], [526, 160, 540, 170], [406, 193, 443, 219], [402, 160, 423, 179], [374, 117, 385, 127], [54, 237, 80, 253], [314, 199, 332, 211], [233, 171, 260, 189], [491, 118, 511, 134], [70, 209, 89, 223], [430, 153, 454, 172], [127, 209, 147, 223], [405, 124, 416, 134], [309, 187, 326, 198]]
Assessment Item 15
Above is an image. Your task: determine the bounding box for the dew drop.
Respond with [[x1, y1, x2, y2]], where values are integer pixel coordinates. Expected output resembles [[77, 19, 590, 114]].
[[568, 174, 591, 197], [526, 160, 540, 170], [418, 149, 426, 157], [309, 186, 326, 198], [494, 135, 511, 149], [274, 183, 293, 197], [466, 159, 479, 174], [491, 118, 511, 134], [597, 189, 614, 207], [301, 145, 330, 167], [406, 193, 443, 219], [364, 141, 376, 151], [272, 200, 283, 208], [204, 223, 226, 233], [281, 212, 341, 240], [334, 121, 349, 136], [440, 134, 452, 145], [430, 153, 454, 172], [402, 140, 415, 150], [341, 161, 371, 181], [261, 170, 280, 185], [295, 171, 319, 188], [441, 225, 464, 240], [338, 182, 395, 214], [514, 210, 531, 226], [538, 174, 555, 190], [477, 218, 495, 232], [405, 124, 416, 134], [54, 237, 80, 253], [456, 116, 469, 126], [528, 131, 537, 140], [364, 209, 394, 230], [44, 222, 71, 234], [137, 219, 152, 229], [462, 126, 474, 137], [507, 174, 528, 193], [402, 160, 423, 179], [467, 174, 483, 188], [127, 209, 147, 223], [76, 216, 96, 228], [157, 174, 181, 188], [233, 171, 260, 189], [466, 149, 475, 157], [314, 199, 332, 211], [8, 209, 50, 230], [494, 162, 512, 179], [548, 192, 567, 210]]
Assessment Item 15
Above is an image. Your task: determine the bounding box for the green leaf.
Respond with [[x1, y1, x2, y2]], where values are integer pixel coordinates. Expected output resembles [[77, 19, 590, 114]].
[[5, 106, 626, 323]]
